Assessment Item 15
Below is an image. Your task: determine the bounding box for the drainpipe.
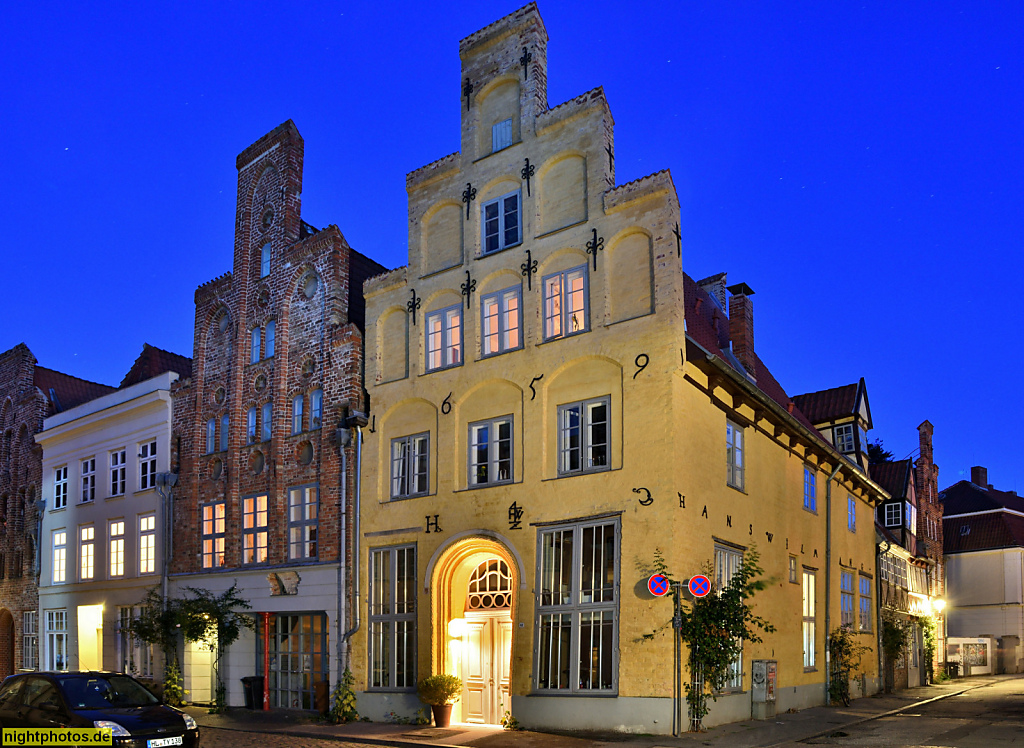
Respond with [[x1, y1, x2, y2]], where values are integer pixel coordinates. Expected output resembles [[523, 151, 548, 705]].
[[342, 415, 367, 656], [337, 428, 351, 676], [154, 473, 179, 610], [33, 499, 46, 578], [824, 461, 841, 703]]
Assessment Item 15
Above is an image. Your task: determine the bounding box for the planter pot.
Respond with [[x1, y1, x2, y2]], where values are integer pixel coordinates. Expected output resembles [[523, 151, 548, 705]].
[[431, 704, 453, 728]]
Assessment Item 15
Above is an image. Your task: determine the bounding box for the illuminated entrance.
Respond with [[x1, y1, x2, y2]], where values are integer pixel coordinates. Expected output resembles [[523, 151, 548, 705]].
[[432, 537, 519, 726]]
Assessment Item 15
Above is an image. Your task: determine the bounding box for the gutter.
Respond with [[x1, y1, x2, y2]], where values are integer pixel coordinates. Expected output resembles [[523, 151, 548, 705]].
[[342, 416, 366, 655], [692, 343, 889, 503]]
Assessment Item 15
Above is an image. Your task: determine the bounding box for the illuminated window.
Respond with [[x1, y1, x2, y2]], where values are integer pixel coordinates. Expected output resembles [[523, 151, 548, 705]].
[[543, 266, 588, 340], [139, 514, 156, 575], [481, 286, 522, 357], [201, 502, 226, 569], [802, 569, 816, 669], [425, 305, 462, 372], [109, 521, 125, 577], [79, 526, 94, 581], [243, 494, 268, 564], [288, 485, 318, 560], [52, 531, 67, 584]]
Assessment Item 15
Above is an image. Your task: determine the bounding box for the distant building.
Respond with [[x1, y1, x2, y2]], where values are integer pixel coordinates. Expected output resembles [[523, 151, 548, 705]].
[[942, 466, 1024, 674], [35, 345, 190, 678], [170, 121, 385, 708], [870, 422, 944, 690], [0, 343, 114, 678], [354, 4, 886, 732]]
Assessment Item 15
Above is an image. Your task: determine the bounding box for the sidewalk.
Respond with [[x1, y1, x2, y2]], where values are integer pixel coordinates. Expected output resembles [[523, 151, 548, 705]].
[[185, 675, 1019, 748]]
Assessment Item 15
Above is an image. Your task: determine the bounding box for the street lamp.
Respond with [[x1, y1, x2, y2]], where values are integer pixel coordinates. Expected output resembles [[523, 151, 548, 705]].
[[931, 598, 946, 613]]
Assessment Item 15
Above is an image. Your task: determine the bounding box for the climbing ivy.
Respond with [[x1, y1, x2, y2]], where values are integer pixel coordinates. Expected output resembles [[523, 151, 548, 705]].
[[670, 547, 775, 730], [327, 669, 360, 724], [880, 610, 910, 693], [918, 615, 937, 684]]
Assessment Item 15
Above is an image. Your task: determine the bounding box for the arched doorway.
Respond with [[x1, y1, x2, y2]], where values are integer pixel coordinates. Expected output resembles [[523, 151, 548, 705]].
[[430, 537, 519, 725], [0, 609, 15, 679]]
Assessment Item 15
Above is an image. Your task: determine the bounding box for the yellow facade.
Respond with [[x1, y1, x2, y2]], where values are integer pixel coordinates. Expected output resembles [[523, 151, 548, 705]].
[[353, 5, 884, 732]]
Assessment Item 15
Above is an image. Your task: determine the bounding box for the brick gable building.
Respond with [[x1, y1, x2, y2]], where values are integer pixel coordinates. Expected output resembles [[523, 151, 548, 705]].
[[171, 121, 385, 708], [0, 344, 114, 677]]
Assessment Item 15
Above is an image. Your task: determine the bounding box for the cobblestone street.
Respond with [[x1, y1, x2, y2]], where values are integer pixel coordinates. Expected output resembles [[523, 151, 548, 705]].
[[202, 728, 374, 748]]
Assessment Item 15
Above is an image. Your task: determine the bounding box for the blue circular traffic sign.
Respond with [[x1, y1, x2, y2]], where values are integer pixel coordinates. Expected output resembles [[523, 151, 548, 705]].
[[648, 574, 670, 597], [688, 574, 711, 598]]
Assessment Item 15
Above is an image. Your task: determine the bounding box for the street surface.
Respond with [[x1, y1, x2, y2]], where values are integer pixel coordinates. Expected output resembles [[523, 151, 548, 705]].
[[798, 677, 1024, 747]]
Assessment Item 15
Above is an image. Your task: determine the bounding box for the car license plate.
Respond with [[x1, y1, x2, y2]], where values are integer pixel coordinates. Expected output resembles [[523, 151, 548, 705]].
[[148, 737, 183, 748]]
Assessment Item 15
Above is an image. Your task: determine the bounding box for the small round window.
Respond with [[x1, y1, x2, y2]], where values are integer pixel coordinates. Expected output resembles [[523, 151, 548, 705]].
[[250, 451, 265, 475], [210, 458, 223, 480], [302, 274, 319, 299], [217, 310, 230, 333], [261, 207, 274, 230], [466, 559, 512, 610], [297, 441, 314, 466]]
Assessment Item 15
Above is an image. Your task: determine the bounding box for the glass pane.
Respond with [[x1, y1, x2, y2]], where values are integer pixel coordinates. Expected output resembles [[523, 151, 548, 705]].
[[559, 406, 581, 473], [503, 290, 520, 349], [567, 270, 586, 332], [446, 308, 461, 365], [544, 276, 562, 338], [503, 195, 519, 246], [537, 614, 571, 690], [484, 203, 500, 253], [482, 297, 499, 355], [580, 524, 615, 603], [540, 530, 573, 606], [579, 611, 614, 690], [587, 401, 608, 469]]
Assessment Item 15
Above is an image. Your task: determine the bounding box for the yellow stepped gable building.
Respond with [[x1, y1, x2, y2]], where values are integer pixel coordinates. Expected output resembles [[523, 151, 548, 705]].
[[353, 4, 885, 732]]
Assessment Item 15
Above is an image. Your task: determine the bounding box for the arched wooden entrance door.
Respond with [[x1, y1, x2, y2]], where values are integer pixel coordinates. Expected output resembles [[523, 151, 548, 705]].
[[0, 609, 15, 679]]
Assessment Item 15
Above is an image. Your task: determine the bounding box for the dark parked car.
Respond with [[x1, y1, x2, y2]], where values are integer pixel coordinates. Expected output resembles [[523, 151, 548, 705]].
[[0, 671, 199, 747]]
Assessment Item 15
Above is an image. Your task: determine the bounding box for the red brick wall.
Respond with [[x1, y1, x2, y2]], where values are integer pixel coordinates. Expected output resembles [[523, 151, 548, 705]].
[[172, 123, 367, 602], [0, 344, 47, 673]]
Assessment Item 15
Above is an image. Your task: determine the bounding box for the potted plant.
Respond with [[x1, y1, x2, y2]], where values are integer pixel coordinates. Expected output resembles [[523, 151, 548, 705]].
[[417, 674, 462, 728]]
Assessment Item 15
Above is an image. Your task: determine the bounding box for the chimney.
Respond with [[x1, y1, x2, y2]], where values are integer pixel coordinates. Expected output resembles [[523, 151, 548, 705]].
[[971, 466, 988, 487], [697, 272, 728, 311], [727, 283, 756, 375]]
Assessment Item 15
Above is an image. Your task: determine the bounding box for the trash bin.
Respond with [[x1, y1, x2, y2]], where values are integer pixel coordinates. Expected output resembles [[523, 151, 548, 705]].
[[946, 662, 960, 679], [241, 676, 264, 710]]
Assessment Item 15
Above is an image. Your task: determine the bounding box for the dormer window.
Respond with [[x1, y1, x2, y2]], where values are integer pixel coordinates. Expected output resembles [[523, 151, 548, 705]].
[[482, 191, 521, 254], [492, 118, 513, 152], [834, 424, 854, 453]]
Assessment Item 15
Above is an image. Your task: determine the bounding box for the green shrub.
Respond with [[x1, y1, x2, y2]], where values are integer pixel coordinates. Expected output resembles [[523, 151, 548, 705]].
[[417, 674, 462, 705]]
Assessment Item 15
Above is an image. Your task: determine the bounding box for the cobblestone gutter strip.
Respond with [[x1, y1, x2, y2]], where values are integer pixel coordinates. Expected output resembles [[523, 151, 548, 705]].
[[762, 680, 999, 748], [201, 724, 456, 748]]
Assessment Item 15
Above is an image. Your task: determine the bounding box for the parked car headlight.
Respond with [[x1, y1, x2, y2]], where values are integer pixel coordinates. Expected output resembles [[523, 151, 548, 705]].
[[94, 720, 131, 737], [182, 713, 198, 730]]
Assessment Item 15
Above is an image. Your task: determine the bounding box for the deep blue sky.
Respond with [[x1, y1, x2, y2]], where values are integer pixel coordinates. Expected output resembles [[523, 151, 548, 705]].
[[3, 2, 1021, 491]]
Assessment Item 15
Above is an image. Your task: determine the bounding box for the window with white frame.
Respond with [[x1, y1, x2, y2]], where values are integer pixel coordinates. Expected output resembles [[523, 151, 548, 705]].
[[118, 606, 153, 678], [251, 328, 260, 363], [884, 502, 901, 528], [243, 494, 268, 564], [727, 420, 744, 490], [858, 574, 872, 632], [139, 440, 157, 491], [469, 416, 512, 486], [481, 286, 522, 356], [139, 514, 156, 575], [109, 521, 125, 577], [81, 458, 95, 503], [391, 434, 429, 499], [425, 305, 462, 372], [54, 466, 68, 510], [803, 466, 816, 511], [840, 570, 854, 628], [292, 395, 304, 434], [714, 544, 744, 690], [79, 526, 94, 581], [45, 610, 67, 671], [265, 320, 275, 358], [905, 502, 918, 534], [369, 545, 416, 690], [482, 190, 521, 254], [52, 531, 67, 584], [261, 402, 272, 442], [789, 556, 798, 584], [22, 611, 38, 670], [220, 414, 229, 452], [491, 118, 513, 153], [847, 495, 857, 532], [247, 407, 257, 444], [201, 502, 225, 569], [206, 418, 216, 454], [834, 424, 854, 453], [536, 519, 618, 693], [310, 389, 323, 430], [543, 266, 588, 340], [557, 397, 610, 476], [288, 485, 318, 560], [260, 243, 271, 277], [802, 569, 816, 669], [110, 449, 126, 497]]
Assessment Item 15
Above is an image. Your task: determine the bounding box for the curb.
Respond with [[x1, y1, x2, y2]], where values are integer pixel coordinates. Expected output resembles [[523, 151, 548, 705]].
[[198, 722, 471, 748], [761, 679, 996, 747]]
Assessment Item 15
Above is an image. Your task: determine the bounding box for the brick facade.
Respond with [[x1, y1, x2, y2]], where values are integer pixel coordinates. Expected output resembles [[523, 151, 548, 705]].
[[0, 344, 114, 677], [171, 120, 384, 610], [914, 420, 945, 662]]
